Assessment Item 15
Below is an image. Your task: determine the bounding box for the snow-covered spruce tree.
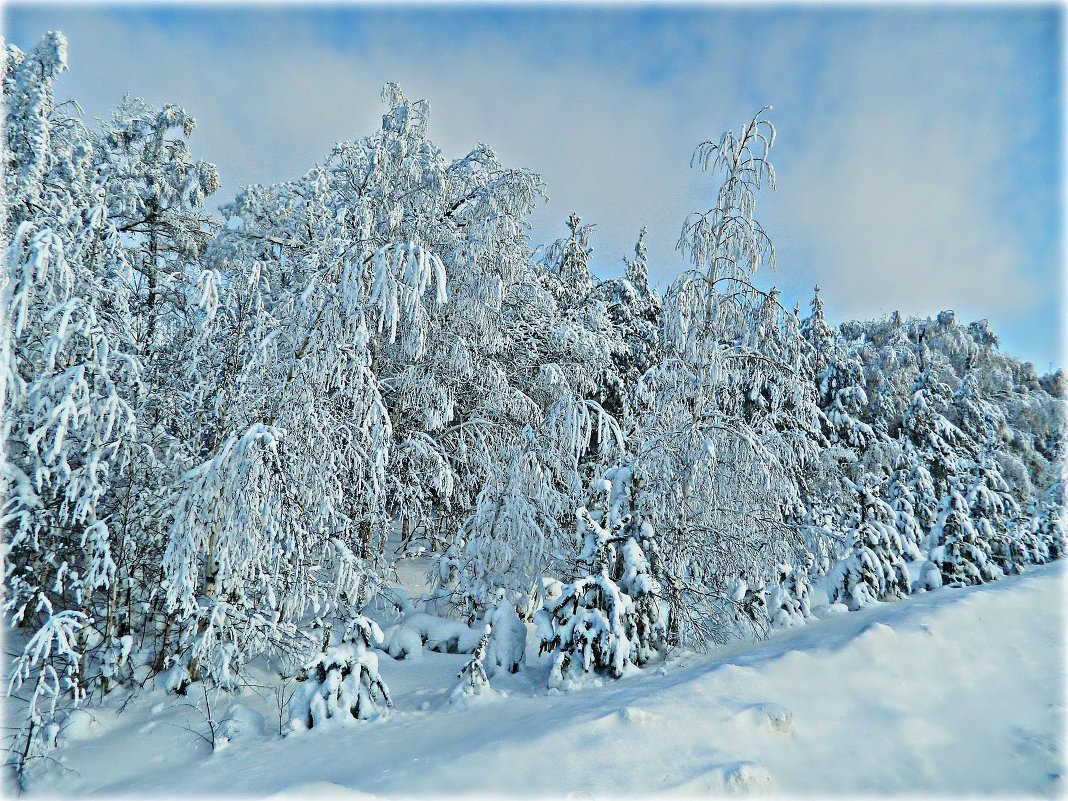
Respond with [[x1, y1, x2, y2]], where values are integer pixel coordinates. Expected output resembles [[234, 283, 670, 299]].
[[886, 459, 927, 560], [903, 366, 973, 497], [800, 287, 878, 453], [953, 370, 1007, 453], [287, 616, 392, 732], [828, 477, 911, 610], [630, 108, 820, 646], [1035, 480, 1065, 561], [448, 624, 497, 705], [928, 485, 1001, 587], [588, 228, 662, 419], [537, 211, 595, 310], [901, 442, 941, 539], [818, 347, 878, 450], [537, 465, 668, 687], [765, 561, 814, 628], [799, 285, 836, 379], [966, 454, 1027, 576], [585, 465, 669, 665], [538, 509, 638, 688]]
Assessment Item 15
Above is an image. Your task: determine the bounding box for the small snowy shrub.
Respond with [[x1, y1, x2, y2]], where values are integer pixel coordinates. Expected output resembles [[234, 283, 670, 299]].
[[287, 616, 392, 732]]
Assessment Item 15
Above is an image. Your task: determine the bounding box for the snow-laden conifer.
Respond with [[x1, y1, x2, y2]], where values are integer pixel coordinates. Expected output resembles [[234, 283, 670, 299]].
[[828, 478, 911, 610], [287, 616, 392, 732]]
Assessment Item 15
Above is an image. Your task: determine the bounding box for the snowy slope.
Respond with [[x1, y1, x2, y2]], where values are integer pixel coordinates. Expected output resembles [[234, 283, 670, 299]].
[[28, 563, 1064, 798]]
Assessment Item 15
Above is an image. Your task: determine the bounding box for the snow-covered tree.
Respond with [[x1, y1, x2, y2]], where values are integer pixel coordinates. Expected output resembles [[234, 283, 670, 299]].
[[1035, 481, 1065, 561], [828, 478, 911, 610], [966, 455, 1025, 576], [483, 594, 526, 676], [537, 212, 595, 309], [630, 108, 819, 646], [537, 465, 668, 687], [590, 227, 662, 418], [765, 562, 814, 628], [886, 460, 927, 560], [448, 624, 496, 705], [929, 487, 1001, 587], [287, 616, 392, 731], [539, 566, 639, 688]]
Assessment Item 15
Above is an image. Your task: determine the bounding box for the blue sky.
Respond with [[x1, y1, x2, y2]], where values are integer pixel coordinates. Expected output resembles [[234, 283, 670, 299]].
[[5, 3, 1063, 369]]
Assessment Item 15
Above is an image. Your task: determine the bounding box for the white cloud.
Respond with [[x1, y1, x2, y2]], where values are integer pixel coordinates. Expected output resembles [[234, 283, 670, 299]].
[[8, 7, 1058, 358], [764, 14, 1045, 324]]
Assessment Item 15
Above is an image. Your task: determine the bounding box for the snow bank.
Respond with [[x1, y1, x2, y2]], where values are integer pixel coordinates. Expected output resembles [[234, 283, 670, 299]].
[[26, 564, 1064, 797]]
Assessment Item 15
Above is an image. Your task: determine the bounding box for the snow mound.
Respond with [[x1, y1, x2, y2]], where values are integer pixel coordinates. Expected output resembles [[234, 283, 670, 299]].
[[269, 781, 380, 799], [217, 703, 267, 747], [669, 760, 774, 795], [735, 702, 793, 734]]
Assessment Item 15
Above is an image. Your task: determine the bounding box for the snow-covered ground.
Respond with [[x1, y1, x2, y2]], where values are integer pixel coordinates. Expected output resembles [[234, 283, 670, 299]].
[[23, 562, 1065, 798]]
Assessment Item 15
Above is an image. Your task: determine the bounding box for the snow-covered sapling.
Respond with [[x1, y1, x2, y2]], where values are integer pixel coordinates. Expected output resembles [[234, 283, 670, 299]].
[[448, 625, 498, 705], [287, 616, 392, 732]]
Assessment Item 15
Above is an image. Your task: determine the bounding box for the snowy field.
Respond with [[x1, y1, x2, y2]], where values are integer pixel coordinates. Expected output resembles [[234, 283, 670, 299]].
[[21, 561, 1064, 798]]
